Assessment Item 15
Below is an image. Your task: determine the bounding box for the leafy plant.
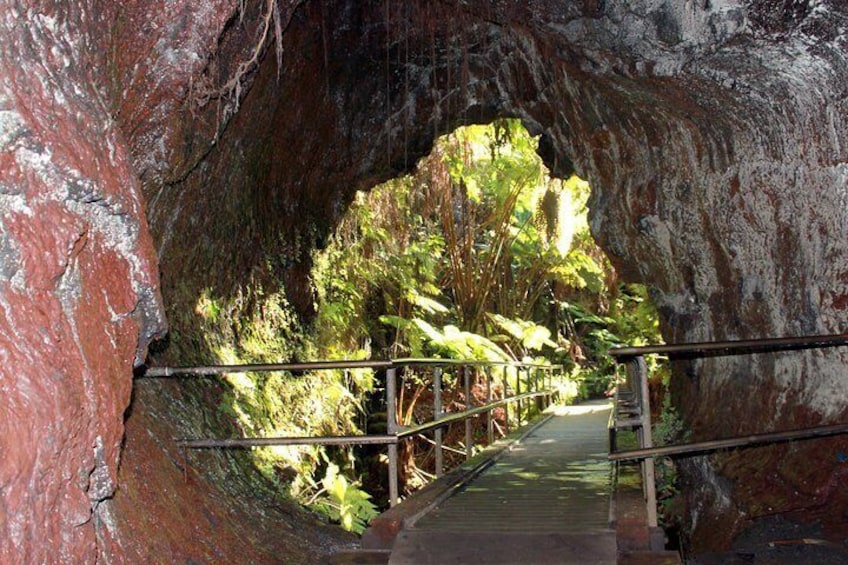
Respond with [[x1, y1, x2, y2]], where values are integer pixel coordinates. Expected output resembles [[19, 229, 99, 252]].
[[653, 395, 688, 524], [487, 313, 558, 356], [310, 463, 379, 534]]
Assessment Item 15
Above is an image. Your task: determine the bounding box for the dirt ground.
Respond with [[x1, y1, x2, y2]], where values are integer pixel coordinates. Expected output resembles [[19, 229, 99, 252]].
[[686, 515, 848, 564]]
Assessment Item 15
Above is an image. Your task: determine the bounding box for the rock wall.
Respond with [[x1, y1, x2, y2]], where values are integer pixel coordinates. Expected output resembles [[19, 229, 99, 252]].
[[1, 0, 847, 560], [0, 1, 169, 561]]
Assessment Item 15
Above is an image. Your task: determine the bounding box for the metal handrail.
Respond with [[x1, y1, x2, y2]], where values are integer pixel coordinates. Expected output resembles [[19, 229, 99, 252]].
[[607, 331, 848, 549], [397, 390, 548, 439], [179, 434, 399, 448], [137, 357, 563, 377], [609, 421, 848, 461], [138, 359, 394, 377], [176, 391, 549, 448], [143, 356, 562, 507], [609, 333, 848, 359], [395, 357, 565, 369]]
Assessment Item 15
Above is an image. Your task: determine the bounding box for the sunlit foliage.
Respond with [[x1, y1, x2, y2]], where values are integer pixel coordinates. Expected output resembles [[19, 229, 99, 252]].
[[313, 119, 662, 390], [194, 119, 662, 533]]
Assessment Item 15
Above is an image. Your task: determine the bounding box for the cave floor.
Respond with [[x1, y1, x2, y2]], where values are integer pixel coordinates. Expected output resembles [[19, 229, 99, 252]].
[[687, 514, 848, 564]]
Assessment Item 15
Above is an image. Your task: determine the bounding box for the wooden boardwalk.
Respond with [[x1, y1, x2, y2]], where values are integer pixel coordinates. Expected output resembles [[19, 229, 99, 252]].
[[388, 401, 616, 564]]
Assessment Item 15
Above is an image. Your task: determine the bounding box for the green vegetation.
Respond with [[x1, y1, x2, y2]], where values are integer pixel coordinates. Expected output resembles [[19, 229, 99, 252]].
[[314, 119, 660, 383], [310, 463, 380, 534], [183, 119, 665, 533], [653, 394, 688, 529]]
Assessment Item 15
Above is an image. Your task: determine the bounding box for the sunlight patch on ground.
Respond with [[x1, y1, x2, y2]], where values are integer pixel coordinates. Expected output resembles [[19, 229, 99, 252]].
[[547, 400, 612, 416]]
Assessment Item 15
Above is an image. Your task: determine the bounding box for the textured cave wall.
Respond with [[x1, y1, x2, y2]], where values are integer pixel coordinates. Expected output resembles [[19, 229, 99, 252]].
[[563, 3, 848, 548], [0, 1, 167, 561], [2, 0, 848, 561]]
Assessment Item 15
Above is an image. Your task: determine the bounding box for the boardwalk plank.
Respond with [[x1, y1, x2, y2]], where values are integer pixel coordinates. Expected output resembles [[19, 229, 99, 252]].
[[389, 531, 615, 564], [390, 401, 615, 563]]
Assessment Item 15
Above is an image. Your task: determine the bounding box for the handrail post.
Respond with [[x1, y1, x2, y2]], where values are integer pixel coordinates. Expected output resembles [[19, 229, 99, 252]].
[[535, 367, 542, 413], [434, 367, 444, 478], [516, 367, 522, 427], [547, 368, 553, 406], [387, 366, 399, 507], [486, 366, 494, 445], [503, 365, 510, 435], [549, 367, 555, 405], [531, 367, 536, 413], [464, 365, 473, 461], [632, 355, 658, 533]]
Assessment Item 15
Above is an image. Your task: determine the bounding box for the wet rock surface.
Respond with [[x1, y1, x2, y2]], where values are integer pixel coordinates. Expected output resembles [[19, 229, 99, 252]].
[[2, 0, 848, 561]]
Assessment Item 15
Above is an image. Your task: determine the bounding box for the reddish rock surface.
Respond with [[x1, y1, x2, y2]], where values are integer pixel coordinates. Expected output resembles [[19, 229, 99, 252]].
[[2, 0, 848, 561], [0, 1, 165, 561], [100, 380, 354, 562]]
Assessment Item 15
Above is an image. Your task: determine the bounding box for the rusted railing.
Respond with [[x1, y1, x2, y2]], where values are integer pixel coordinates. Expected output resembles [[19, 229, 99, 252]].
[[607, 332, 848, 548], [137, 358, 563, 506]]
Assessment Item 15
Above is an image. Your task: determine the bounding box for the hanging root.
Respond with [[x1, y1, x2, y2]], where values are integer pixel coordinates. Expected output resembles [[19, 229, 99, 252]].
[[193, 0, 302, 126]]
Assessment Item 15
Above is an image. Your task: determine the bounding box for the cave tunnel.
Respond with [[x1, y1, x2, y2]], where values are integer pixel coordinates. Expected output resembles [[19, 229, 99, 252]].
[[2, 0, 848, 562]]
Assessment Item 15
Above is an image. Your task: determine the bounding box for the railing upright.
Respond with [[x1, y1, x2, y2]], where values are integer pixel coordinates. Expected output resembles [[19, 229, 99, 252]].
[[434, 367, 444, 478], [516, 368, 522, 427], [386, 366, 399, 507], [534, 368, 542, 412], [464, 365, 473, 461], [486, 366, 494, 445], [503, 365, 510, 435], [632, 356, 658, 530], [549, 368, 556, 406]]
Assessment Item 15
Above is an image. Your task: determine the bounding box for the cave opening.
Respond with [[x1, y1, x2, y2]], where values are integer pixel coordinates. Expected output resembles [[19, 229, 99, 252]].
[[270, 116, 669, 519], [137, 113, 671, 538]]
